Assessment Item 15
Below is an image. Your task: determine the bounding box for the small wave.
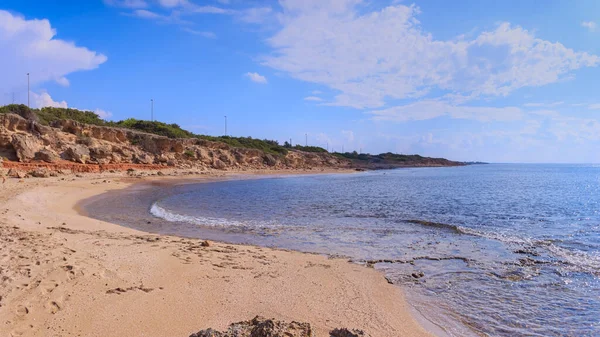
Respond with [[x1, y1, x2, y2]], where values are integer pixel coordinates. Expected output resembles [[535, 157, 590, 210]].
[[407, 219, 600, 276], [150, 202, 248, 228]]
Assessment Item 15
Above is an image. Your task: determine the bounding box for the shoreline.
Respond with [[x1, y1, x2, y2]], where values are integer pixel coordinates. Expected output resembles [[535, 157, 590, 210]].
[[0, 170, 434, 337]]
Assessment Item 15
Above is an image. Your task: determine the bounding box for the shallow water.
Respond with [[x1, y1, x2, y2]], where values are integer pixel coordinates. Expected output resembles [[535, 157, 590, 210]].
[[85, 164, 600, 336]]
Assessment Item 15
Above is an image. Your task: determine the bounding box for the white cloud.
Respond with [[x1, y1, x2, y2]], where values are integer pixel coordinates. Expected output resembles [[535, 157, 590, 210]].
[[182, 28, 217, 38], [589, 103, 600, 110], [369, 100, 523, 122], [240, 7, 273, 24], [94, 109, 113, 119], [304, 96, 322, 101], [341, 130, 355, 142], [245, 72, 268, 84], [187, 5, 233, 14], [311, 90, 322, 95], [0, 10, 107, 93], [103, 0, 147, 8], [131, 9, 162, 19], [158, 0, 187, 8], [30, 91, 112, 120], [523, 101, 563, 107], [31, 91, 67, 108], [582, 21, 597, 32], [262, 2, 599, 109]]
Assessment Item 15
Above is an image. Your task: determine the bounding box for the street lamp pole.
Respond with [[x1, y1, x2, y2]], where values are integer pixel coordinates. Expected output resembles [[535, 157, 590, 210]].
[[27, 73, 30, 108], [150, 99, 154, 121]]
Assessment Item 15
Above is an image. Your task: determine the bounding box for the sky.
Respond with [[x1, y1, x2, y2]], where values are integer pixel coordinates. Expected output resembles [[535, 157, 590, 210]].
[[0, 0, 599, 163]]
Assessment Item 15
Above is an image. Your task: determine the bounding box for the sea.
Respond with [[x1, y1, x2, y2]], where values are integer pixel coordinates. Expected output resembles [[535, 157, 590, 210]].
[[84, 164, 600, 337]]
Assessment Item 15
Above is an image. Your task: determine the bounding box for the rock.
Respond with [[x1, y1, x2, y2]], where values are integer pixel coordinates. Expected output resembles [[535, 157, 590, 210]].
[[35, 148, 60, 163], [213, 159, 227, 170], [189, 316, 312, 337], [263, 154, 278, 167], [11, 133, 42, 162], [201, 240, 210, 247], [157, 171, 165, 176], [89, 144, 113, 164], [7, 168, 26, 178], [330, 328, 371, 337], [29, 169, 50, 178], [133, 153, 155, 165], [64, 144, 90, 164], [411, 272, 424, 279]]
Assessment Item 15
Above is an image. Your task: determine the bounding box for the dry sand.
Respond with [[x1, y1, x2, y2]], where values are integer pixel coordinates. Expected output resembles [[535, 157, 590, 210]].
[[0, 170, 433, 337]]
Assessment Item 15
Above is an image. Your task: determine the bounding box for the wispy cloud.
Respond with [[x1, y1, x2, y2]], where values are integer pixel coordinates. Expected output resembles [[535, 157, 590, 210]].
[[588, 103, 600, 110], [523, 101, 564, 108], [262, 2, 599, 110], [130, 9, 162, 19], [182, 28, 216, 38], [304, 96, 322, 102], [103, 0, 147, 8], [582, 21, 597, 32], [239, 7, 272, 24], [369, 100, 523, 122], [245, 72, 267, 84]]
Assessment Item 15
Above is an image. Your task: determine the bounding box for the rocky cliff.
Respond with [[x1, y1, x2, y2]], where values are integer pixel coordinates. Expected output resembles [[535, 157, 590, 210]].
[[0, 113, 350, 173]]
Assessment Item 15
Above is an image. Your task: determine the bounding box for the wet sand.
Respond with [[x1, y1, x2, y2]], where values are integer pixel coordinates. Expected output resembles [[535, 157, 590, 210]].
[[0, 170, 433, 337]]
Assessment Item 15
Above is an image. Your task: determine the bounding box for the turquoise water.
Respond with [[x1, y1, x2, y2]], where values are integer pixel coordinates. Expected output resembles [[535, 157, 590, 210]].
[[89, 164, 600, 336]]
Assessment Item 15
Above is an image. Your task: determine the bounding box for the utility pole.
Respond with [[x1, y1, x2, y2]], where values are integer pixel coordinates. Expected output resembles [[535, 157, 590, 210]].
[[27, 73, 30, 108], [290, 138, 292, 147], [224, 115, 227, 136], [150, 99, 154, 121]]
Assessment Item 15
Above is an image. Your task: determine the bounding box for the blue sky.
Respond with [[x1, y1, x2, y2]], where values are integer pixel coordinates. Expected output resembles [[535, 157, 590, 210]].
[[0, 0, 599, 163]]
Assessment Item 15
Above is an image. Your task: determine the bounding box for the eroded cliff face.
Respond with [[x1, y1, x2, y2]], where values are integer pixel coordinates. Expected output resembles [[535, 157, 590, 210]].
[[0, 114, 349, 172]]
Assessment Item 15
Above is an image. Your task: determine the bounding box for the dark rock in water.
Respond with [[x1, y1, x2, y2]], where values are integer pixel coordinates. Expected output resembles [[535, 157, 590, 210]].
[[189, 316, 312, 337], [411, 271, 425, 279], [330, 328, 370, 337]]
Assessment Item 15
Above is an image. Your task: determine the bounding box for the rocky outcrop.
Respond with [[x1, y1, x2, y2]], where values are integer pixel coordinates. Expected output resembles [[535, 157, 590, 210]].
[[11, 133, 42, 162], [189, 316, 311, 337], [189, 316, 371, 337], [329, 328, 369, 337], [0, 113, 350, 172], [35, 148, 60, 163], [64, 144, 91, 164]]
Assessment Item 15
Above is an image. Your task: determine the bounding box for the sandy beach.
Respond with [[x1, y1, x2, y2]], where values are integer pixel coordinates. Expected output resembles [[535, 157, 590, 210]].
[[0, 170, 433, 337]]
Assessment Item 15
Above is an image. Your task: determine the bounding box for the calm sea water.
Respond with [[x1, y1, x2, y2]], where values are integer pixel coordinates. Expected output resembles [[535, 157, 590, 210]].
[[87, 164, 600, 336]]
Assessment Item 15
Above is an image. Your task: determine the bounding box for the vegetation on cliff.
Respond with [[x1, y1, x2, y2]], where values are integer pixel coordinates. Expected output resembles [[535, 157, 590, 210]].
[[335, 151, 464, 168], [0, 105, 289, 155], [1, 104, 463, 167]]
